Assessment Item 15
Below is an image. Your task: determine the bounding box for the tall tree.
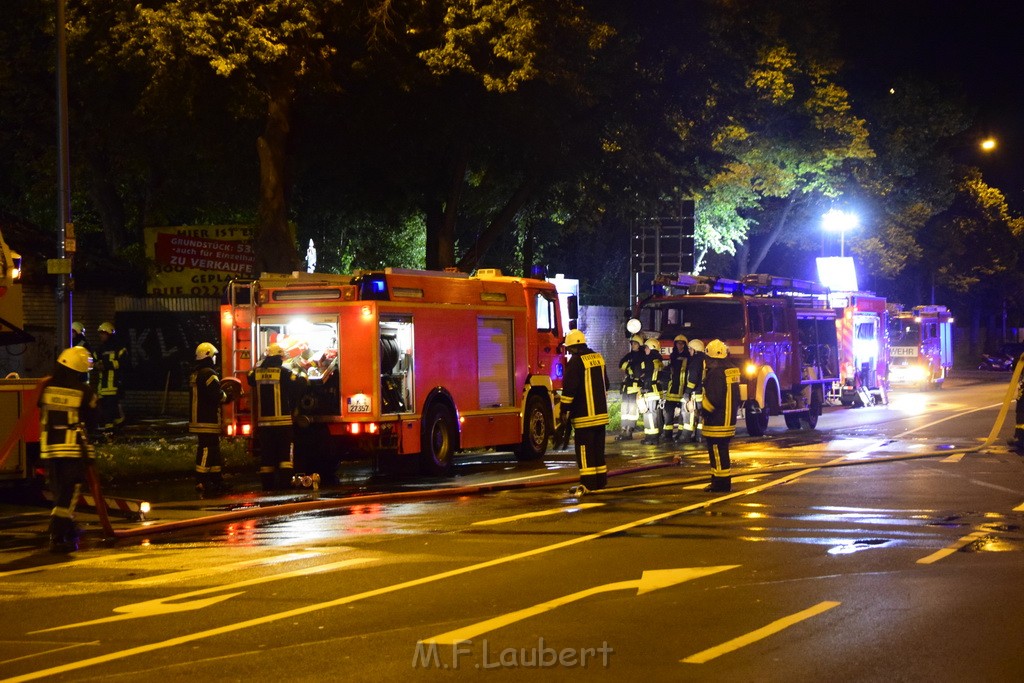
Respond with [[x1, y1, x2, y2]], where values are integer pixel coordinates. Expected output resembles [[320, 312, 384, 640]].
[[111, 0, 368, 275]]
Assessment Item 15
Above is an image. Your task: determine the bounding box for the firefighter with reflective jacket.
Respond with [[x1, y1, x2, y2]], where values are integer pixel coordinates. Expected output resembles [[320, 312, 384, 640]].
[[94, 321, 126, 429], [190, 342, 231, 496], [38, 346, 98, 553], [638, 337, 664, 445], [1013, 352, 1024, 452], [662, 335, 690, 445], [701, 339, 741, 492], [616, 334, 644, 441], [247, 343, 306, 491], [560, 330, 610, 493], [680, 338, 706, 443]]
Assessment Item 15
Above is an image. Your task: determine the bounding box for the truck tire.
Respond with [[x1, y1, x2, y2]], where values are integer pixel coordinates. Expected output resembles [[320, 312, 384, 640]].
[[784, 413, 802, 430], [420, 402, 457, 476], [514, 393, 551, 461], [804, 387, 823, 429], [745, 400, 768, 437]]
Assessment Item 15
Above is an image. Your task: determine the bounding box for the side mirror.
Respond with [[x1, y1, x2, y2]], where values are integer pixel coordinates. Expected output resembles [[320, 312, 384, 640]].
[[567, 295, 579, 331]]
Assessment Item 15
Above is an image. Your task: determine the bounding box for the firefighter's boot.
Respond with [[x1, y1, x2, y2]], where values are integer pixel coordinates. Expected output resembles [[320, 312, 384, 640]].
[[49, 517, 79, 554], [703, 475, 732, 493]]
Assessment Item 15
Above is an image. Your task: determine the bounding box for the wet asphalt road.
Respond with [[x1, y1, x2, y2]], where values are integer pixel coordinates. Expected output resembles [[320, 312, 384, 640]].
[[2, 376, 1024, 681]]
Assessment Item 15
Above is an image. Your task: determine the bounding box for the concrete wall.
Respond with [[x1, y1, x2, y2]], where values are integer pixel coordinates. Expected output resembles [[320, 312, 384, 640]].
[[577, 305, 628, 386]]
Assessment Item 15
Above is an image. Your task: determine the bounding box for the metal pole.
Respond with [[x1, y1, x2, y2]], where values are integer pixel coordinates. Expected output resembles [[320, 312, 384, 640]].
[[56, 0, 73, 353]]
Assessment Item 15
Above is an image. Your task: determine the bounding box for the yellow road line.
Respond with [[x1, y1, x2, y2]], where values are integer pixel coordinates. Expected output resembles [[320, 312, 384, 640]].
[[916, 530, 988, 565], [0, 554, 139, 579], [1014, 502, 1024, 512], [4, 468, 820, 683], [941, 453, 966, 463], [471, 503, 603, 526], [681, 601, 841, 664]]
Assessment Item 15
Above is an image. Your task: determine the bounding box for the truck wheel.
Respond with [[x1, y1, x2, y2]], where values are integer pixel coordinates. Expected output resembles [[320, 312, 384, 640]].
[[804, 387, 823, 429], [515, 394, 551, 461], [784, 413, 802, 430], [745, 401, 768, 437], [420, 402, 457, 476]]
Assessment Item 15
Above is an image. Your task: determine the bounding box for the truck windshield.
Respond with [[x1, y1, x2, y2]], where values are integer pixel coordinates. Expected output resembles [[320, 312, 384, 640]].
[[890, 320, 921, 346], [638, 299, 745, 340]]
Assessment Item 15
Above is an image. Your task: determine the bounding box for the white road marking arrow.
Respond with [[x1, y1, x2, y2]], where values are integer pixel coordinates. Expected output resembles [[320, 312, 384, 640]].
[[421, 565, 739, 645], [31, 557, 373, 633]]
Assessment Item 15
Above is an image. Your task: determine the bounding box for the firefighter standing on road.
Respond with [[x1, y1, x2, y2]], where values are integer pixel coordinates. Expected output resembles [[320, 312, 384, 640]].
[[639, 337, 664, 445], [190, 342, 231, 496], [701, 339, 741, 492], [680, 338, 706, 443], [38, 346, 98, 553], [248, 343, 305, 491], [560, 330, 610, 493], [94, 321, 126, 430], [1012, 352, 1024, 452], [616, 334, 644, 441], [662, 335, 690, 446]]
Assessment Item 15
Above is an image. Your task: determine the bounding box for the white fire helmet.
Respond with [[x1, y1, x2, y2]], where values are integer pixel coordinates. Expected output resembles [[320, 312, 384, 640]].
[[688, 339, 705, 354]]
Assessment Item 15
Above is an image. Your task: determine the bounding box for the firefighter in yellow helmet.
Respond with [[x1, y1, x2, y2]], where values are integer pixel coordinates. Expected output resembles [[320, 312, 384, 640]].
[[190, 342, 232, 496], [700, 339, 741, 492], [560, 329, 609, 493], [661, 334, 690, 445], [680, 338, 706, 443], [638, 337, 664, 445], [616, 333, 645, 440], [94, 321, 127, 430], [247, 342, 306, 491], [39, 347, 98, 553]]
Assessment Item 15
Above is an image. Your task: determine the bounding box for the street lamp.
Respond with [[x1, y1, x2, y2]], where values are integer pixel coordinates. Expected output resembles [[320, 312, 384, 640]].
[[821, 209, 859, 258]]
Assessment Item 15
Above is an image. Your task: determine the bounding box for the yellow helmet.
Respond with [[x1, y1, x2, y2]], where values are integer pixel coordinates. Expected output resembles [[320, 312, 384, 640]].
[[266, 343, 284, 357], [629, 334, 644, 346], [674, 334, 689, 344], [98, 322, 115, 334], [688, 339, 705, 354], [565, 329, 587, 347], [644, 338, 660, 351], [72, 322, 85, 335], [58, 346, 93, 373], [195, 342, 218, 360], [706, 339, 729, 359]]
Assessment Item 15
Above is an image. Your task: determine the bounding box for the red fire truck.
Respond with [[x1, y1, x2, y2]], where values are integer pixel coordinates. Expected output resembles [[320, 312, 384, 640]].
[[887, 305, 953, 388], [630, 273, 840, 435], [220, 268, 571, 477], [831, 293, 888, 407], [0, 227, 41, 484]]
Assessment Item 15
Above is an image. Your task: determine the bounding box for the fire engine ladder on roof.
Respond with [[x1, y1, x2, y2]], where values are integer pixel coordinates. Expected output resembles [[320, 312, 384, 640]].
[[225, 279, 257, 379]]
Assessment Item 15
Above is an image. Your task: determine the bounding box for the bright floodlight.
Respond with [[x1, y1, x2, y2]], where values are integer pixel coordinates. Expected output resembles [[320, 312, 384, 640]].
[[980, 138, 997, 152], [821, 209, 859, 234]]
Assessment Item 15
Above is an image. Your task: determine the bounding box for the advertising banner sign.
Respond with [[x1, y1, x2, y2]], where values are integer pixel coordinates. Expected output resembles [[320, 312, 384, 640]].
[[145, 225, 255, 297]]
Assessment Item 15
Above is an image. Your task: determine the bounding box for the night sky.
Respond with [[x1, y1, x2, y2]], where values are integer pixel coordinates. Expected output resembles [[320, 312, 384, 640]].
[[836, 0, 1024, 208]]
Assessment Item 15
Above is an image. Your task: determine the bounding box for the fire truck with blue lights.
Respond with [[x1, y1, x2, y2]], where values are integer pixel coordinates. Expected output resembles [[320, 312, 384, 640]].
[[220, 268, 572, 477], [887, 305, 953, 388], [629, 273, 840, 436], [831, 292, 889, 407]]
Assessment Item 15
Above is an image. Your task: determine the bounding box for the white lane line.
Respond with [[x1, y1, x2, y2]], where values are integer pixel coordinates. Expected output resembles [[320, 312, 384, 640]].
[[916, 530, 988, 565], [0, 554, 140, 579], [33, 558, 374, 633], [118, 551, 327, 587], [5, 468, 821, 683], [681, 601, 841, 664], [472, 504, 603, 526]]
